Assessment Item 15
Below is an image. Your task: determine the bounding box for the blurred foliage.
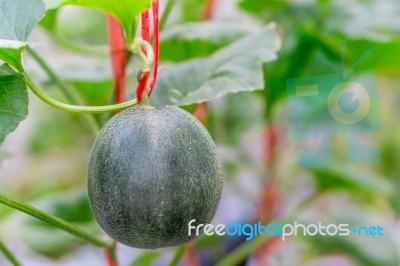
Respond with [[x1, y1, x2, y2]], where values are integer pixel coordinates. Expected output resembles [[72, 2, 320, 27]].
[[28, 120, 76, 155], [1, 0, 400, 265], [302, 205, 399, 266]]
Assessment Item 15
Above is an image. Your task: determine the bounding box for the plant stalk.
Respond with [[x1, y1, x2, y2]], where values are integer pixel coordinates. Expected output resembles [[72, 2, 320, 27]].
[[0, 193, 113, 249], [0, 239, 21, 266], [168, 245, 186, 266], [26, 47, 101, 135], [23, 72, 137, 113]]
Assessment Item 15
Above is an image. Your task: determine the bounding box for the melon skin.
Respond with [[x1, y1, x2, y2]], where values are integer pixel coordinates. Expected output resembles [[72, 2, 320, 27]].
[[88, 106, 223, 249]]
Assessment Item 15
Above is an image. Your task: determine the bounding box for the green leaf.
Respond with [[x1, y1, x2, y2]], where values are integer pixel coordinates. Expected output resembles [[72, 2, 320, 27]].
[[160, 21, 251, 62], [151, 25, 281, 106], [0, 42, 26, 72], [346, 39, 400, 73], [39, 8, 59, 32], [207, 92, 264, 144], [62, 0, 152, 45], [238, 0, 287, 20], [312, 167, 393, 196], [0, 0, 45, 70], [0, 65, 28, 144]]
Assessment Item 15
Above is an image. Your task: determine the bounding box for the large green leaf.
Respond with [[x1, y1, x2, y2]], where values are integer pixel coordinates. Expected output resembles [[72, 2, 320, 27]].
[[160, 21, 251, 62], [62, 0, 152, 45], [0, 0, 45, 70], [0, 65, 28, 144], [345, 38, 400, 73], [151, 25, 281, 106]]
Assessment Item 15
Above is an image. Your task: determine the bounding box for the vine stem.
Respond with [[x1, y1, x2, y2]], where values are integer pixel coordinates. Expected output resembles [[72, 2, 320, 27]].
[[0, 193, 113, 248], [104, 242, 118, 266], [168, 245, 186, 266], [26, 47, 101, 135], [0, 239, 21, 266], [23, 72, 137, 113]]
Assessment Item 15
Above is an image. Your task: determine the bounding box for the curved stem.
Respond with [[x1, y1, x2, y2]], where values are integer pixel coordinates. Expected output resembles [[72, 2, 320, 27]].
[[26, 47, 101, 134], [0, 193, 113, 248], [23, 72, 137, 113], [27, 47, 78, 104], [168, 245, 186, 266], [0, 239, 21, 266]]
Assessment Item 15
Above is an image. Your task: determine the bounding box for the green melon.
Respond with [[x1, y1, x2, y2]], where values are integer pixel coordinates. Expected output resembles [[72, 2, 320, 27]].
[[87, 105, 223, 249]]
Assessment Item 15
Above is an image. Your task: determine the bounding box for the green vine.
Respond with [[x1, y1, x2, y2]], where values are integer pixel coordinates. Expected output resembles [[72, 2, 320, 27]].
[[0, 193, 113, 249], [20, 37, 157, 115], [26, 47, 101, 135], [0, 239, 21, 266], [23, 72, 138, 113]]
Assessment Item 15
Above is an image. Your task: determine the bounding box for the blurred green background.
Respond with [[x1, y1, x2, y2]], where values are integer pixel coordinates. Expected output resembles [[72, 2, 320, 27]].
[[0, 0, 400, 265]]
